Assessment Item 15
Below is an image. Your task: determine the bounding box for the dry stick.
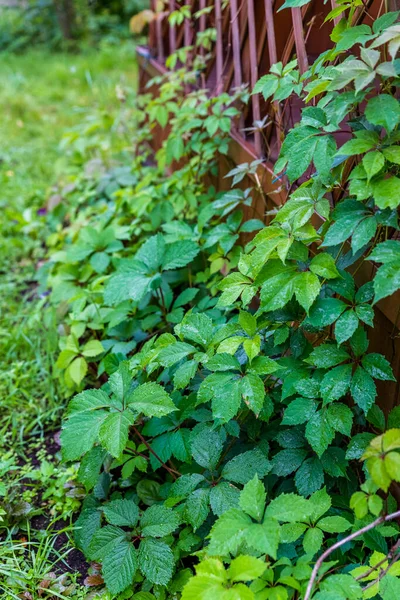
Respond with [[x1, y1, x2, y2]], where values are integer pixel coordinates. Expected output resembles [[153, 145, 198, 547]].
[[132, 426, 181, 479], [304, 509, 400, 600], [361, 539, 400, 592]]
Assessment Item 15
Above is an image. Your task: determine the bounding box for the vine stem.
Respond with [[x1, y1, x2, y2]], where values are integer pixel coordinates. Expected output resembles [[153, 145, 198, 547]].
[[132, 426, 181, 479], [303, 509, 400, 600]]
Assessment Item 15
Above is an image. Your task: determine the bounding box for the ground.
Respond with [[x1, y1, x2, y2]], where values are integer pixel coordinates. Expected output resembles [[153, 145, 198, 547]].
[[0, 43, 137, 599]]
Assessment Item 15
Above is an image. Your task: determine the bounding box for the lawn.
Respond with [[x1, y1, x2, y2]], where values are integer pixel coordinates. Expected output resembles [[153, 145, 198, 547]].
[[0, 42, 137, 599]]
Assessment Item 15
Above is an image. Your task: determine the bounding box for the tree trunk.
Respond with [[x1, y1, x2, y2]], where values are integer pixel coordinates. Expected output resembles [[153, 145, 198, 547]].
[[54, 0, 76, 40]]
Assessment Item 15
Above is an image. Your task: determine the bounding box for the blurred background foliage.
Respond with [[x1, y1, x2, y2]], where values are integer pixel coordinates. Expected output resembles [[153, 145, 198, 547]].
[[0, 0, 150, 52]]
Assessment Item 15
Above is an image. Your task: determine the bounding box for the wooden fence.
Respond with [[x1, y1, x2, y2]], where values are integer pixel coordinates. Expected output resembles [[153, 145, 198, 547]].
[[137, 0, 400, 412]]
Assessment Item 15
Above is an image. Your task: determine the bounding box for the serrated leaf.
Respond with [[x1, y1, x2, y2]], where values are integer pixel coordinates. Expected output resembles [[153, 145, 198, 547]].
[[127, 382, 177, 417], [185, 488, 210, 530], [99, 410, 135, 458], [365, 95, 400, 134], [222, 449, 271, 485], [265, 493, 312, 523], [362, 353, 396, 381], [210, 483, 240, 517], [208, 509, 252, 555], [350, 366, 377, 414], [240, 373, 265, 416], [306, 411, 335, 457], [318, 516, 351, 533], [239, 475, 266, 521], [282, 397, 317, 426], [228, 555, 266, 582], [61, 410, 108, 461], [244, 518, 280, 559], [141, 504, 180, 537], [138, 538, 175, 586], [295, 457, 324, 497], [102, 540, 137, 595], [335, 310, 359, 345], [103, 499, 139, 527]]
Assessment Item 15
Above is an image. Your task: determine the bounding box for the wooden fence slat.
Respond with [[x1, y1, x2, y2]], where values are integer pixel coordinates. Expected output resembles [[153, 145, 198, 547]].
[[169, 0, 176, 54], [247, 0, 262, 154], [230, 0, 243, 90], [215, 0, 224, 94], [291, 7, 309, 74]]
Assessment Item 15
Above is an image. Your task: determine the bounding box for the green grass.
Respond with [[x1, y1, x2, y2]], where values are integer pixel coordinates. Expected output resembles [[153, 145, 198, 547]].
[[0, 43, 138, 447], [0, 42, 138, 598]]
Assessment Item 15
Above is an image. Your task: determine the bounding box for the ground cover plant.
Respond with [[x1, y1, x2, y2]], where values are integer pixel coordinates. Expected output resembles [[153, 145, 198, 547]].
[[38, 4, 400, 599], [2, 1, 400, 599], [0, 41, 138, 598]]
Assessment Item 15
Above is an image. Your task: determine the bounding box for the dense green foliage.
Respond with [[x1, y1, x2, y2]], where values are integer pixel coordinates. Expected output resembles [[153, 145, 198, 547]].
[[2, 2, 400, 599], [37, 5, 400, 600]]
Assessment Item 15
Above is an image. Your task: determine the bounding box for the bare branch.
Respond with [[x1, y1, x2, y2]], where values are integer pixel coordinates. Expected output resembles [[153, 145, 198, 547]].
[[304, 510, 400, 600]]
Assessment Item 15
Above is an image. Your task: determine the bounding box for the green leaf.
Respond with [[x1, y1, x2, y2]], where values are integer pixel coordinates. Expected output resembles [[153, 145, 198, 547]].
[[191, 428, 223, 470], [88, 525, 126, 560], [362, 353, 396, 381], [320, 364, 352, 404], [346, 433, 375, 460], [320, 574, 362, 599], [303, 527, 323, 555], [61, 410, 108, 461], [222, 449, 271, 485], [208, 509, 252, 555], [140, 504, 180, 537], [294, 272, 321, 312], [305, 411, 335, 457], [240, 373, 265, 416], [138, 538, 175, 586], [318, 516, 351, 533], [185, 488, 210, 530], [282, 397, 317, 426], [365, 95, 400, 133], [244, 518, 281, 559], [326, 403, 353, 436], [228, 555, 266, 582], [280, 0, 312, 9], [295, 457, 324, 497], [372, 176, 400, 210], [238, 310, 257, 337], [158, 342, 196, 367], [362, 151, 385, 181], [74, 505, 102, 554], [210, 483, 240, 517], [68, 356, 88, 385], [239, 475, 266, 521], [67, 388, 111, 416], [253, 74, 279, 99], [335, 310, 359, 345], [308, 488, 331, 521], [173, 360, 198, 389], [307, 297, 347, 328], [310, 253, 340, 279], [350, 366, 377, 414], [127, 382, 177, 417], [81, 340, 104, 358], [272, 448, 308, 477], [77, 446, 107, 491], [179, 312, 213, 347], [99, 410, 135, 458], [103, 499, 139, 527], [381, 574, 400, 599], [102, 540, 137, 595], [306, 344, 349, 369], [265, 493, 312, 523]]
